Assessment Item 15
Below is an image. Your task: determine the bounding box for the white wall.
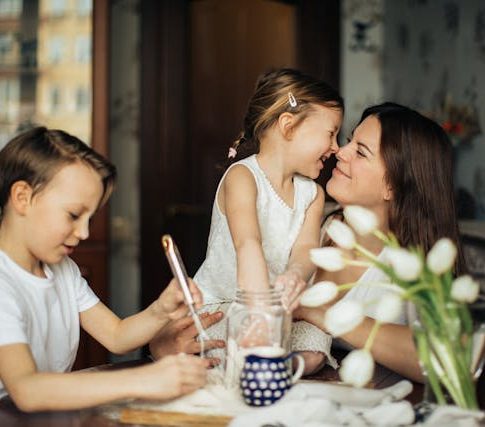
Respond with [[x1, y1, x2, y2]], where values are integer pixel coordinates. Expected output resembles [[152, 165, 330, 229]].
[[341, 0, 485, 219], [382, 0, 485, 219], [340, 0, 384, 137]]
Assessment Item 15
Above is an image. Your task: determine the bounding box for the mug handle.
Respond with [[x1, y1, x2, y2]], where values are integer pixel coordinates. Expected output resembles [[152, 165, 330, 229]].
[[286, 352, 305, 384]]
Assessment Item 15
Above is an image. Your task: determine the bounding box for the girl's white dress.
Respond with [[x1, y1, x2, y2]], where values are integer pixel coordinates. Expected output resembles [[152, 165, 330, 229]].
[[194, 154, 337, 367]]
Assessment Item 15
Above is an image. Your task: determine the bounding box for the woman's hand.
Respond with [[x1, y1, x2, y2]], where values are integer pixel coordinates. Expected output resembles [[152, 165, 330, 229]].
[[149, 311, 225, 366], [151, 278, 203, 321], [274, 268, 307, 312]]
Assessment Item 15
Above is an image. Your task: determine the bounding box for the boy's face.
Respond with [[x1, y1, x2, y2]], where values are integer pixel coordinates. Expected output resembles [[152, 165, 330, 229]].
[[24, 161, 104, 266]]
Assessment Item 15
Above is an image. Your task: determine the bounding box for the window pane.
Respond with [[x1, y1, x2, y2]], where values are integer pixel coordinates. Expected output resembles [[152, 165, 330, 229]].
[[74, 34, 90, 63], [0, 0, 92, 148], [0, 0, 22, 18], [75, 85, 90, 111], [76, 0, 91, 17]]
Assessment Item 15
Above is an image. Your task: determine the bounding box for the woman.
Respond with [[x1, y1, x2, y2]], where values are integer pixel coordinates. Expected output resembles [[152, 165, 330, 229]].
[[296, 102, 465, 382]]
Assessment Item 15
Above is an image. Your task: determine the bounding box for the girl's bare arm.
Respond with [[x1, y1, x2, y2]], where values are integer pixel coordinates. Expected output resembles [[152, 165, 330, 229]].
[[222, 165, 270, 291]]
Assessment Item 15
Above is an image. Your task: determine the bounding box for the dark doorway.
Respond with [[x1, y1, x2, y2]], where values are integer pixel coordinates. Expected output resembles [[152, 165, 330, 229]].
[[140, 0, 340, 308]]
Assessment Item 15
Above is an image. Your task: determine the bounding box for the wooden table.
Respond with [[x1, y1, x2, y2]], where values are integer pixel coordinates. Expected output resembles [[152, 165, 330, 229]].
[[0, 355, 430, 427]]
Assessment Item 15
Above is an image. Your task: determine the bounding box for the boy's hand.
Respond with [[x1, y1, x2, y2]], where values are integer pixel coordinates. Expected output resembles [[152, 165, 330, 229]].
[[274, 268, 307, 312], [136, 354, 207, 400], [152, 278, 203, 320]]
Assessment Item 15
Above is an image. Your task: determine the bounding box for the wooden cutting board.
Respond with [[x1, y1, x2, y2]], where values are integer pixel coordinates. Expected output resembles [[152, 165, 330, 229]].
[[119, 408, 232, 426]]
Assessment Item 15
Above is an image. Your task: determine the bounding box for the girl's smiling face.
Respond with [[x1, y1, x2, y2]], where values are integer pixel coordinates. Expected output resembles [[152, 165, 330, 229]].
[[327, 114, 391, 210], [288, 104, 342, 179], [22, 161, 104, 271]]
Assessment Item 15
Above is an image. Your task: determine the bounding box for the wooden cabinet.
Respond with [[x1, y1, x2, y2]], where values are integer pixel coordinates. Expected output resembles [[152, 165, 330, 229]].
[[139, 0, 341, 308]]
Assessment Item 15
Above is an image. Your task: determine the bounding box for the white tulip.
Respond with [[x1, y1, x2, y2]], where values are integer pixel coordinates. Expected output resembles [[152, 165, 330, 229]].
[[451, 275, 480, 303], [324, 300, 365, 336], [426, 238, 457, 275], [300, 281, 339, 307], [327, 220, 356, 250], [386, 248, 422, 281], [310, 247, 345, 271], [374, 293, 403, 323], [339, 349, 375, 388], [343, 205, 378, 236]]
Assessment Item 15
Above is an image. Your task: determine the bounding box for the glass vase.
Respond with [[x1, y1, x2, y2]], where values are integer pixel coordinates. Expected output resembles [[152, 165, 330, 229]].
[[412, 306, 482, 415]]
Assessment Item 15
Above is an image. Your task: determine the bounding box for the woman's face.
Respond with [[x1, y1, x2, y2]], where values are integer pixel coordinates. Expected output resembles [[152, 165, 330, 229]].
[[326, 114, 391, 209]]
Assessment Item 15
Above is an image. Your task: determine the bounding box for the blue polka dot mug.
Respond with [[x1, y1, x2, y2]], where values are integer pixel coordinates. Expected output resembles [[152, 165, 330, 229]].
[[239, 347, 305, 407]]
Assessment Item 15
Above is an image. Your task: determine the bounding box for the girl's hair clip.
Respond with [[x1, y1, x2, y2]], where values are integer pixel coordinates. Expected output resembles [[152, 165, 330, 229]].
[[227, 147, 237, 159], [288, 92, 298, 108]]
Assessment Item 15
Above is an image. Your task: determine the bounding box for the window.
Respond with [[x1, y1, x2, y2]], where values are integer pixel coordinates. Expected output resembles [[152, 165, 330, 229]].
[[0, 33, 15, 65], [0, 0, 93, 145], [0, 0, 22, 17], [75, 86, 90, 112], [49, 0, 66, 17], [76, 0, 91, 16], [47, 36, 64, 64], [74, 35, 90, 63], [49, 85, 61, 113], [0, 78, 19, 120]]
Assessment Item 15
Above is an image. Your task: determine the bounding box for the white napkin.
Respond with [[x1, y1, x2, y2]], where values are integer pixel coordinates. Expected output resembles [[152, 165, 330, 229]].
[[419, 405, 485, 426], [129, 384, 249, 417], [293, 379, 413, 406], [229, 380, 416, 427], [126, 379, 484, 426]]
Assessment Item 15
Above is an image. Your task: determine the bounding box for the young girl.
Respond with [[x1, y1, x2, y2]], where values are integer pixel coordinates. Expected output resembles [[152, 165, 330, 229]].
[[0, 127, 207, 411], [194, 68, 344, 374]]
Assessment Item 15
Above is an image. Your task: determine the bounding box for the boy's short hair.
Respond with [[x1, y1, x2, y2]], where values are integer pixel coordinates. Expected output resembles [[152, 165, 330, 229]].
[[0, 127, 117, 216]]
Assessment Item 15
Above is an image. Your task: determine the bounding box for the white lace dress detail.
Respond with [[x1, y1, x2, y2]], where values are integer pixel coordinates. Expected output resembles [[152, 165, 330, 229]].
[[195, 155, 337, 367]]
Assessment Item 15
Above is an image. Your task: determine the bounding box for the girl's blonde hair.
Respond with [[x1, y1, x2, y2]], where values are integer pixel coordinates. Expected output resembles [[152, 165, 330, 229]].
[[227, 68, 344, 165], [0, 127, 116, 219]]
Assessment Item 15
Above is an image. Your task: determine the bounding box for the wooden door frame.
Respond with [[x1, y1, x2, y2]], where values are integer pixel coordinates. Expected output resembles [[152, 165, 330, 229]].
[[72, 0, 110, 369], [139, 0, 340, 308]]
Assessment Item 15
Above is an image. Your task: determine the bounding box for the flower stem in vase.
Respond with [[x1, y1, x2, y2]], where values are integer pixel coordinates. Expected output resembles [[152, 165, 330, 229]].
[[413, 308, 479, 416]]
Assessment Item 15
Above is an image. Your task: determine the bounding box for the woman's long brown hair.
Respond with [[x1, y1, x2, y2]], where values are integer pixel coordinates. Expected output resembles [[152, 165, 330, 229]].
[[359, 102, 466, 274]]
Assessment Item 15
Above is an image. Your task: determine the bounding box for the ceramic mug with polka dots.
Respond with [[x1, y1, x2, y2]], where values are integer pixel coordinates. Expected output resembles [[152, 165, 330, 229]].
[[239, 347, 305, 407]]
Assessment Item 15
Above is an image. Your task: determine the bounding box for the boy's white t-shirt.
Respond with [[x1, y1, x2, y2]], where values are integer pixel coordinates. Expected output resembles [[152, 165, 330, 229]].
[[0, 250, 99, 398]]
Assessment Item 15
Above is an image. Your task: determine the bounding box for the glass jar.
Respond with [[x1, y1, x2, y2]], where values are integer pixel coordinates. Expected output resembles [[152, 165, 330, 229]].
[[224, 288, 291, 388]]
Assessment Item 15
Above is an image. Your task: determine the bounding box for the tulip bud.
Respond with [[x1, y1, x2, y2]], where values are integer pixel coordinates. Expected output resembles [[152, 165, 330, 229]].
[[339, 349, 375, 388], [451, 275, 480, 303], [374, 293, 403, 323], [426, 238, 457, 275], [300, 281, 338, 307], [310, 247, 345, 272], [327, 220, 356, 250], [386, 248, 422, 281], [343, 205, 378, 236], [324, 300, 365, 336]]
